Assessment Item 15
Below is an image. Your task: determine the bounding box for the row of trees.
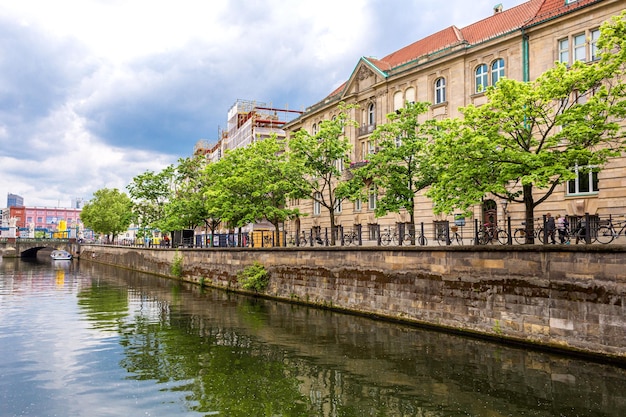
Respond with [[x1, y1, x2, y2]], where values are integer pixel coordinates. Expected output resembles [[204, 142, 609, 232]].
[[81, 12, 626, 244]]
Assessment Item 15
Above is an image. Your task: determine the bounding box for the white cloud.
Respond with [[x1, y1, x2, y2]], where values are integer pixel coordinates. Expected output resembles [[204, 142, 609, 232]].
[[0, 0, 528, 207]]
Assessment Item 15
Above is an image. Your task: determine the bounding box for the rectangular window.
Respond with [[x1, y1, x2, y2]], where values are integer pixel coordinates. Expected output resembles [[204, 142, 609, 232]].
[[573, 33, 586, 62], [313, 192, 321, 215], [558, 38, 569, 63], [567, 165, 599, 195], [590, 29, 600, 61], [361, 142, 367, 160], [354, 198, 362, 212], [368, 187, 377, 210], [334, 199, 342, 214], [335, 157, 344, 172]]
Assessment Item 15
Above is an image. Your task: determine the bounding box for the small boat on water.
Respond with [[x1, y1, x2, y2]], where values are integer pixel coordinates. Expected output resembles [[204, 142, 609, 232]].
[[50, 250, 73, 260]]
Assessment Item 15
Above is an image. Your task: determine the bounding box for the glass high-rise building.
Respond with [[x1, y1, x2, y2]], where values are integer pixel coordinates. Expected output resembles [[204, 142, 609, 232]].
[[7, 193, 24, 207]]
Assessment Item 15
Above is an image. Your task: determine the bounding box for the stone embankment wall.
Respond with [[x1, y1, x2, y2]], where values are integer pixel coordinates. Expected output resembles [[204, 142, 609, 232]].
[[79, 245, 626, 363]]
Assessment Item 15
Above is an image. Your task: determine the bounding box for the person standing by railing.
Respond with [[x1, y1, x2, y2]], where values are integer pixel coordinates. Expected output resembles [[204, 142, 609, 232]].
[[545, 213, 556, 244]]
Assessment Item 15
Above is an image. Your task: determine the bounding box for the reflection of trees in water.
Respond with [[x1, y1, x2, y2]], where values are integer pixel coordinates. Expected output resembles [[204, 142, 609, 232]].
[[83, 264, 626, 417], [118, 312, 311, 416], [77, 283, 129, 331]]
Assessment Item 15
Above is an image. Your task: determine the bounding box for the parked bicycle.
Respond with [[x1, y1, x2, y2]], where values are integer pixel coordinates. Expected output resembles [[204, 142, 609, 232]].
[[594, 217, 626, 244], [478, 223, 509, 245], [381, 227, 427, 246], [513, 219, 544, 244], [435, 226, 463, 245], [343, 230, 359, 246]]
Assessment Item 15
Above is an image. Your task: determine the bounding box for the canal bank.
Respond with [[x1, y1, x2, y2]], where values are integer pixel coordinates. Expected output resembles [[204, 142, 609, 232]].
[[79, 244, 626, 364]]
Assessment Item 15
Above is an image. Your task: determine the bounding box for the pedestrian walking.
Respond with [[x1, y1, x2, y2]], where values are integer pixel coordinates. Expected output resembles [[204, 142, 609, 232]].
[[546, 213, 556, 244]]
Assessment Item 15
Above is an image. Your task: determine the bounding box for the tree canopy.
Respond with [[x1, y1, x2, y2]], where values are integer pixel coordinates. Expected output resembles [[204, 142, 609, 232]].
[[126, 166, 174, 236], [428, 12, 626, 241], [80, 188, 133, 242], [203, 135, 307, 242], [346, 101, 436, 236], [289, 103, 357, 244]]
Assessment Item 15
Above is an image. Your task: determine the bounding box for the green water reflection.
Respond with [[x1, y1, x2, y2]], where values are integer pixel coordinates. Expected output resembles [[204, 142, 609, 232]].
[[2, 259, 625, 417]]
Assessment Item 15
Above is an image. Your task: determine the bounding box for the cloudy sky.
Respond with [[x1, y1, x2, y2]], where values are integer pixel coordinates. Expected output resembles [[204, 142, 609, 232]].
[[0, 0, 527, 208]]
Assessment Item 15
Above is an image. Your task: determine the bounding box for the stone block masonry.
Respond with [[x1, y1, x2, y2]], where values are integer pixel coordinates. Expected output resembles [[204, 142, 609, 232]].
[[80, 244, 626, 364]]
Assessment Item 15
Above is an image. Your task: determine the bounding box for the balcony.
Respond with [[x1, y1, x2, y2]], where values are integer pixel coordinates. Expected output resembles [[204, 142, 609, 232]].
[[358, 123, 376, 136]]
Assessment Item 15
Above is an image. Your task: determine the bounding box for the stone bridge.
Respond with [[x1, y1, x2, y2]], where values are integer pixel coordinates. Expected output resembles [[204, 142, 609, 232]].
[[0, 238, 80, 258]]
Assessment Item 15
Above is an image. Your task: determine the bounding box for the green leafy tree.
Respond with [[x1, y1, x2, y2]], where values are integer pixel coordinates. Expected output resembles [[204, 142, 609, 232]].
[[289, 103, 357, 245], [204, 135, 307, 244], [429, 14, 626, 242], [159, 155, 211, 234], [127, 166, 175, 237], [80, 188, 133, 243], [346, 101, 436, 241]]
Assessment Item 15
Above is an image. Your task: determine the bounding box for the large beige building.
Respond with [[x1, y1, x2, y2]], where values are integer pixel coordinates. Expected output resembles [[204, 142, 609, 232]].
[[283, 0, 625, 241]]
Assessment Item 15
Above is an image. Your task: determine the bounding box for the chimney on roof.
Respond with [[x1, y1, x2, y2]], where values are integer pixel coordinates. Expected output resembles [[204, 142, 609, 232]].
[[493, 3, 503, 14]]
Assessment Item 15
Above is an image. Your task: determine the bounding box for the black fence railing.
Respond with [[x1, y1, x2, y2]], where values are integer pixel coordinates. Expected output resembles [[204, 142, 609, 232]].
[[84, 213, 619, 248]]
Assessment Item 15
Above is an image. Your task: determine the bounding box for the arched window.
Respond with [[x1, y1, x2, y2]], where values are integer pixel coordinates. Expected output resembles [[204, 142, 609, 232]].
[[434, 77, 446, 104], [491, 58, 505, 86], [393, 91, 403, 111], [312, 123, 317, 135], [367, 103, 375, 125], [405, 87, 415, 104], [475, 64, 488, 93]]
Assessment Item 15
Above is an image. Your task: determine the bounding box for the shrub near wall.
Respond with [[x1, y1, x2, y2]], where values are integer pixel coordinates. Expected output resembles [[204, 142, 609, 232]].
[[80, 245, 626, 363]]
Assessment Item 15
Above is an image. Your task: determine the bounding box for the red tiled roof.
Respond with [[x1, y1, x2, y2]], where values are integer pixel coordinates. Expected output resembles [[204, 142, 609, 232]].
[[526, 0, 603, 26], [373, 0, 545, 71], [380, 26, 466, 68], [314, 0, 608, 107]]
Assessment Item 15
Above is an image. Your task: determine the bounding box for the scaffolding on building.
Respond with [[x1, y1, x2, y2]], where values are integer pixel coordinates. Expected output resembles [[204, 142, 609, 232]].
[[221, 99, 303, 151]]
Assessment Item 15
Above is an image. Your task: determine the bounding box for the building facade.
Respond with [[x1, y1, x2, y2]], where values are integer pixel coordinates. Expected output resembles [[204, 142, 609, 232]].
[[282, 0, 625, 239], [1, 205, 83, 238]]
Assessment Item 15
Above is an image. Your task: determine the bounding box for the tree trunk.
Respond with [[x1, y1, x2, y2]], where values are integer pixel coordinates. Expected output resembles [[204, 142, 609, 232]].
[[523, 183, 535, 244], [329, 207, 336, 246]]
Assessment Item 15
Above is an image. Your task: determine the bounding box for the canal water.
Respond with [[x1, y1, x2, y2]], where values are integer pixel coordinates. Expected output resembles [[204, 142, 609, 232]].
[[1, 258, 625, 417]]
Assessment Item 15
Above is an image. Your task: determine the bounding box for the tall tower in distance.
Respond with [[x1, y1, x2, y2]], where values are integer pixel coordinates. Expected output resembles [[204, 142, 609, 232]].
[[7, 193, 24, 207]]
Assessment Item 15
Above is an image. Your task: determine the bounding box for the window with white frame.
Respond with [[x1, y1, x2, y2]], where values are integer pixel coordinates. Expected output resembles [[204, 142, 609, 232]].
[[475, 64, 488, 93], [405, 87, 415, 104], [434, 77, 446, 104], [334, 198, 342, 214], [368, 140, 376, 154], [354, 198, 362, 212], [313, 192, 321, 215], [567, 165, 599, 195], [590, 29, 601, 61], [393, 91, 403, 111], [360, 141, 367, 160], [368, 187, 377, 210], [367, 103, 375, 125], [558, 38, 569, 63], [558, 29, 601, 65], [312, 123, 317, 135], [573, 33, 586, 62], [491, 58, 505, 86], [335, 157, 344, 172]]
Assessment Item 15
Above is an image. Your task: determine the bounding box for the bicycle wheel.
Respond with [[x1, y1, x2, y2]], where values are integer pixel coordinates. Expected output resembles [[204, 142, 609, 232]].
[[435, 233, 448, 246], [477, 230, 489, 245], [497, 230, 509, 245], [513, 229, 527, 244], [595, 226, 614, 244], [452, 232, 463, 245], [381, 233, 392, 246], [417, 234, 427, 246]]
